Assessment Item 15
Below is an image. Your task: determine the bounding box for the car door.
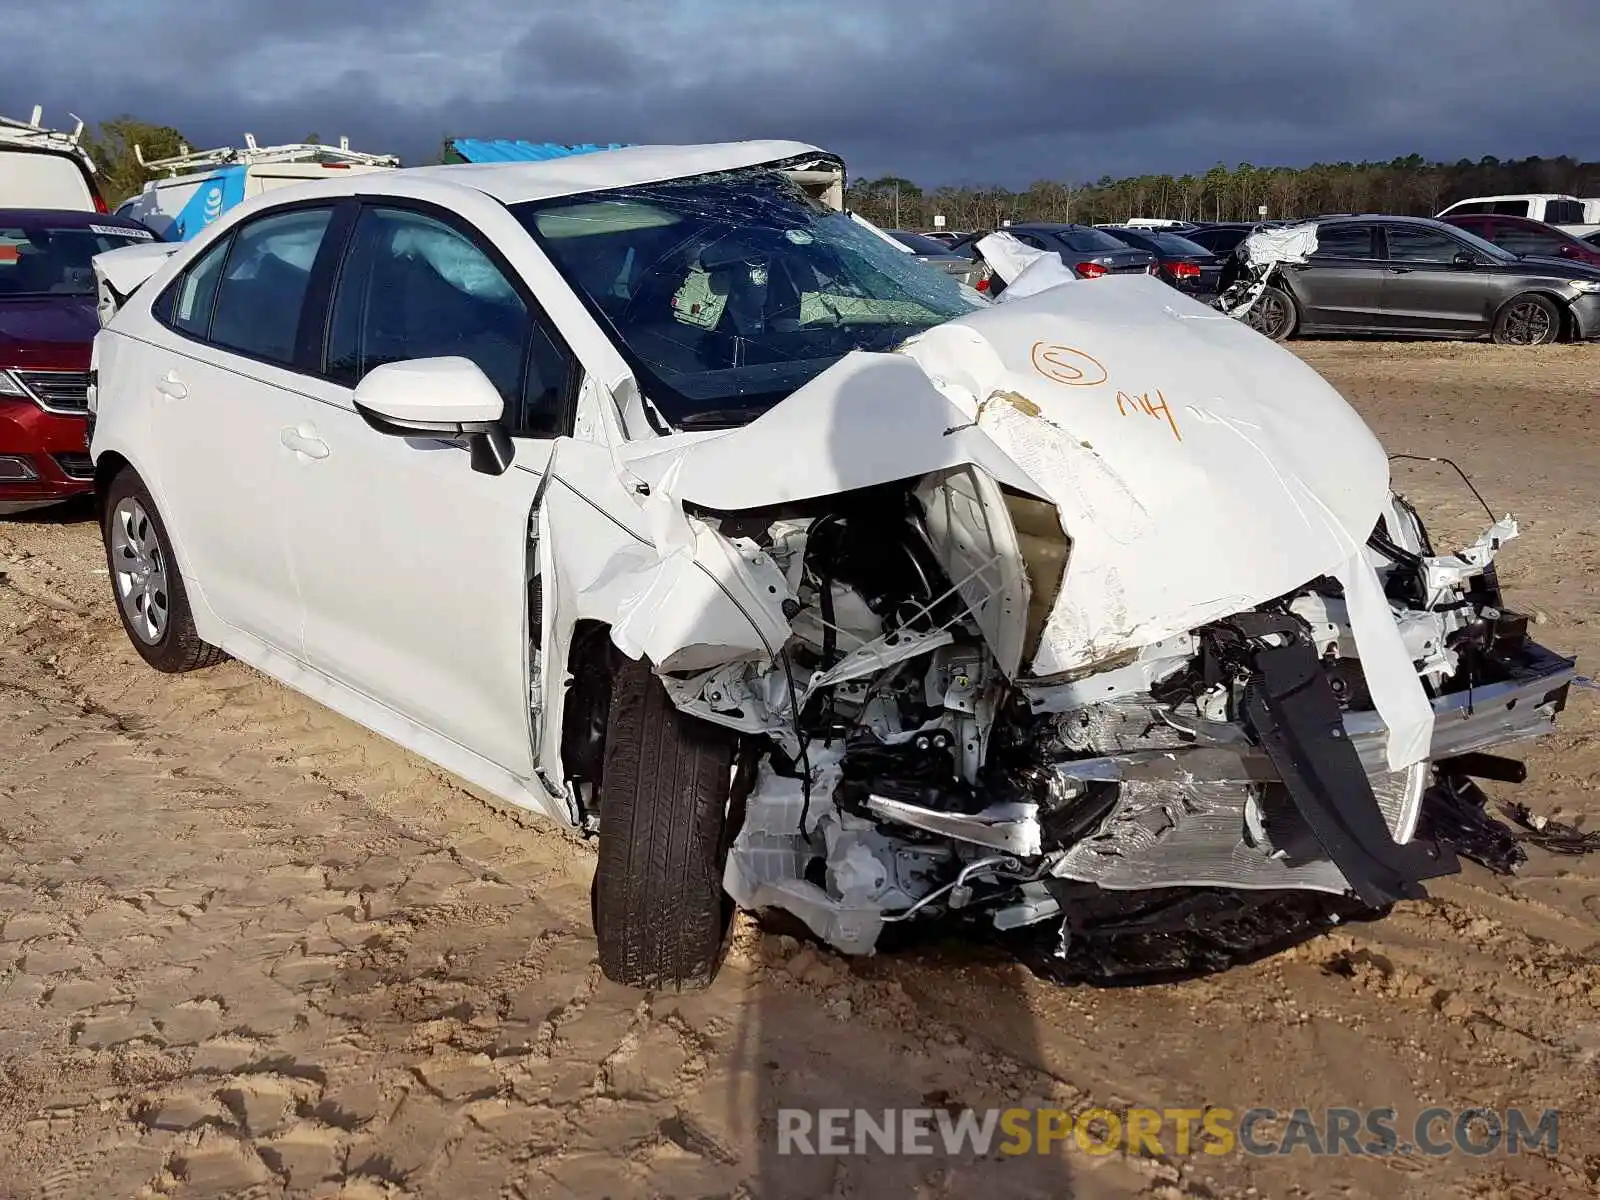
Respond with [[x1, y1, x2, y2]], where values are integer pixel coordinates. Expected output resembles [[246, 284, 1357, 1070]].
[[143, 202, 342, 653], [1380, 225, 1493, 335], [279, 201, 579, 784], [1281, 223, 1386, 329]]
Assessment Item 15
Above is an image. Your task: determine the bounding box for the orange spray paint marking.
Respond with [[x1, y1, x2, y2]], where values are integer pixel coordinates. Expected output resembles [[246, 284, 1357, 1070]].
[[1114, 389, 1182, 442], [1031, 342, 1108, 387]]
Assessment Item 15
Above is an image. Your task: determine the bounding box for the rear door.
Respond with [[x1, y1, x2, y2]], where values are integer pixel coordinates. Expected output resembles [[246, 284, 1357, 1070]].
[[1379, 225, 1494, 335], [142, 202, 345, 652], [1281, 223, 1385, 329]]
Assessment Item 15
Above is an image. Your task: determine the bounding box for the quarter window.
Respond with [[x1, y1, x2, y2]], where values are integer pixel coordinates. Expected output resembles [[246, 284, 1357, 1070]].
[[326, 206, 574, 436], [1387, 227, 1465, 263], [209, 207, 334, 365], [167, 234, 232, 337]]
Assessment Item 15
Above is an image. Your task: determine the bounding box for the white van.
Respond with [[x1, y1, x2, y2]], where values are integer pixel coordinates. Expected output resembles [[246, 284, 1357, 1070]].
[[1435, 193, 1600, 237], [0, 109, 105, 212], [114, 136, 398, 241]]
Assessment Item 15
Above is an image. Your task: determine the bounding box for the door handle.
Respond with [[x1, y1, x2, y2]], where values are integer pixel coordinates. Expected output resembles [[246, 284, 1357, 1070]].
[[1388, 266, 1414, 274], [279, 425, 330, 460], [155, 370, 187, 399]]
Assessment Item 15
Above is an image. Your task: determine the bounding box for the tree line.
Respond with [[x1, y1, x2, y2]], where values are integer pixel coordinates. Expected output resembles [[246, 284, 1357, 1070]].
[[73, 117, 1600, 228], [845, 154, 1600, 231]]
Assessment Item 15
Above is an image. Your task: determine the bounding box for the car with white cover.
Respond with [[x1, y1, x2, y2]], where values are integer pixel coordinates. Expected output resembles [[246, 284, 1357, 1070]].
[[88, 142, 1576, 989]]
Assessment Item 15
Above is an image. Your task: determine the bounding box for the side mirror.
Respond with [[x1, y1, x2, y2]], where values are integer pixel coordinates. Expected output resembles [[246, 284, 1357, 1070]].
[[353, 357, 513, 476], [1451, 252, 1478, 268]]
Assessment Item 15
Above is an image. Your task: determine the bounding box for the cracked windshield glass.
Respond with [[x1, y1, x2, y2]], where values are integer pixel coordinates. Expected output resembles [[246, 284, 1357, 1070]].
[[517, 168, 984, 426]]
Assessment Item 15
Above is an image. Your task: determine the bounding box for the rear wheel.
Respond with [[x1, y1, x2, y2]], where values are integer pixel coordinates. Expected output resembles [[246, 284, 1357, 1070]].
[[1245, 284, 1298, 341], [1492, 293, 1560, 345], [102, 467, 224, 673], [593, 653, 737, 990]]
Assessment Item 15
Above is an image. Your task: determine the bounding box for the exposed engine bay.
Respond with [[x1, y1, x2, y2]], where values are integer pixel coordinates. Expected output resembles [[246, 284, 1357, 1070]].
[[531, 223, 1577, 981], [642, 478, 1573, 967]]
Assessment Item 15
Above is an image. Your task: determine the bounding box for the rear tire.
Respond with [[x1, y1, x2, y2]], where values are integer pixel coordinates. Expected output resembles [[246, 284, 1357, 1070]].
[[1246, 284, 1298, 341], [102, 467, 224, 673], [593, 653, 737, 990], [1492, 293, 1560, 345]]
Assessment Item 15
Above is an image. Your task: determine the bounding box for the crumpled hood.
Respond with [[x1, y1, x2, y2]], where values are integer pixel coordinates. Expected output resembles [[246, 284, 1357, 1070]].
[[900, 275, 1391, 674], [631, 273, 1391, 679]]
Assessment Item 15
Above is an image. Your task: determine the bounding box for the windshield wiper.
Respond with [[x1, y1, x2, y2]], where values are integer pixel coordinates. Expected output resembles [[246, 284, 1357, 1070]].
[[674, 406, 774, 429]]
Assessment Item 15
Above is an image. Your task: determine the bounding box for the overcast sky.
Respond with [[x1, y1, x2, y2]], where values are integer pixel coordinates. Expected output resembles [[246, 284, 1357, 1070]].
[[7, 0, 1599, 186]]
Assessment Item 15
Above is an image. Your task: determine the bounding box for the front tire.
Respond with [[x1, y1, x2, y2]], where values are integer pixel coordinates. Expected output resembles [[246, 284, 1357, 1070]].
[[102, 467, 224, 673], [1492, 293, 1560, 345], [593, 654, 737, 990], [1245, 284, 1298, 341]]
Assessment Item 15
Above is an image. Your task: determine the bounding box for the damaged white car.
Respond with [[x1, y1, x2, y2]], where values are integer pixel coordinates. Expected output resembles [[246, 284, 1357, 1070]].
[[87, 142, 1576, 989]]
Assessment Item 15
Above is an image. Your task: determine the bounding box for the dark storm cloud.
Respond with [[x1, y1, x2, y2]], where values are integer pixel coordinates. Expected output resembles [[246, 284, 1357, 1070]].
[[4, 0, 1598, 184]]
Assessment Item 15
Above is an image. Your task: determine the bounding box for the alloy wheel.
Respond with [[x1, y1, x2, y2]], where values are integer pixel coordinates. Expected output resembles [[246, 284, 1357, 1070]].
[[1502, 300, 1553, 346], [109, 497, 169, 644], [1247, 292, 1290, 339]]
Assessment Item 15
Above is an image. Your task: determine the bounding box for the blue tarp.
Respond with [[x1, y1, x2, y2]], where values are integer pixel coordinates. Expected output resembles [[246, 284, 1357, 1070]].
[[444, 139, 630, 164]]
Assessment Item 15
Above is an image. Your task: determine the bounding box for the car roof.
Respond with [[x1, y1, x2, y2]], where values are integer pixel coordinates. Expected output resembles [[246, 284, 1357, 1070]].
[[1443, 193, 1578, 204], [1317, 214, 1460, 233], [238, 140, 833, 207], [0, 208, 144, 227]]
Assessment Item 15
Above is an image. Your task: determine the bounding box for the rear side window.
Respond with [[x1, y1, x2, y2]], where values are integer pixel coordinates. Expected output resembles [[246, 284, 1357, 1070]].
[[326, 206, 575, 437], [209, 208, 334, 365], [1491, 200, 1531, 216], [167, 235, 232, 336], [1386, 227, 1464, 263], [1310, 225, 1377, 259]]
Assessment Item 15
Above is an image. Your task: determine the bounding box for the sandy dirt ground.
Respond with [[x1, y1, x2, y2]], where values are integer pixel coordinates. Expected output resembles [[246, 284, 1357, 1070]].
[[0, 341, 1597, 1199]]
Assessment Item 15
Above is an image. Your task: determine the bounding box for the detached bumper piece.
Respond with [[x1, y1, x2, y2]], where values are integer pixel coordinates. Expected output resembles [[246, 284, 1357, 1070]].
[[1244, 641, 1454, 906]]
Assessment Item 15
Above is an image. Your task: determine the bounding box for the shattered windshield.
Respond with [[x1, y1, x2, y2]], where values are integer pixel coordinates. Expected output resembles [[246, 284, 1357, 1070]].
[[514, 170, 985, 427]]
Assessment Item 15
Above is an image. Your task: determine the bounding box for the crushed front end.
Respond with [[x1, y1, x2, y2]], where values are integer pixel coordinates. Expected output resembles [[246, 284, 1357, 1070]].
[[671, 482, 1573, 966], [599, 270, 1575, 975]]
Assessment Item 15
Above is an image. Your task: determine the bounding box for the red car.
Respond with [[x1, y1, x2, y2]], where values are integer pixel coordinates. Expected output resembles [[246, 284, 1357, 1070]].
[[1440, 212, 1600, 268], [1, 209, 157, 515]]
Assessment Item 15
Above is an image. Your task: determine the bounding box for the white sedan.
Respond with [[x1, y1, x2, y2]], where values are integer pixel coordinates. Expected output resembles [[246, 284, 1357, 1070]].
[[88, 142, 1574, 989]]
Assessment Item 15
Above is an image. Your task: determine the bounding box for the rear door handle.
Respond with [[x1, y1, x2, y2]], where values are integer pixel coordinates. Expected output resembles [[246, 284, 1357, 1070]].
[[279, 424, 330, 460], [155, 370, 187, 399]]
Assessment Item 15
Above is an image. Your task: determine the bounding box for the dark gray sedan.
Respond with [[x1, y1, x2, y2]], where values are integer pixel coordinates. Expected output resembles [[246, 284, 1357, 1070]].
[[1249, 216, 1600, 345]]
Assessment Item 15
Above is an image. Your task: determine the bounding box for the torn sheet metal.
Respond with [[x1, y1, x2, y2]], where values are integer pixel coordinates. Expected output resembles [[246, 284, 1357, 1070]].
[[1218, 222, 1318, 317], [94, 241, 182, 326]]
